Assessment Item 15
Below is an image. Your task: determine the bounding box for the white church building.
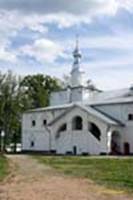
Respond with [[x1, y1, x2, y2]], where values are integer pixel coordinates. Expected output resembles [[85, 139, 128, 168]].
[[22, 40, 133, 155]]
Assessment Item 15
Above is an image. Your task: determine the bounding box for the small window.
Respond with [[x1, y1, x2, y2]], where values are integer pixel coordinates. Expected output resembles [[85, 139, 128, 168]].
[[43, 119, 47, 125], [128, 114, 133, 121], [32, 120, 36, 127], [30, 141, 35, 147], [72, 116, 83, 130]]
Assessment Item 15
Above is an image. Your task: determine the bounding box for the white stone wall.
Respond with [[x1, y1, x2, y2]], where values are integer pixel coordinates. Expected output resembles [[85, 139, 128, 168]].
[[95, 103, 133, 153], [22, 130, 50, 151], [22, 109, 66, 152], [50, 86, 98, 106], [95, 104, 133, 123], [70, 69, 83, 87], [51, 107, 108, 155], [22, 113, 50, 151], [71, 88, 83, 102], [22, 106, 109, 154], [22, 103, 133, 155], [55, 131, 101, 155], [50, 90, 70, 106]]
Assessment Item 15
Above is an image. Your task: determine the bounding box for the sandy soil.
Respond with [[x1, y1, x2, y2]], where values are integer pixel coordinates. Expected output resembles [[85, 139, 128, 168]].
[[0, 155, 132, 200]]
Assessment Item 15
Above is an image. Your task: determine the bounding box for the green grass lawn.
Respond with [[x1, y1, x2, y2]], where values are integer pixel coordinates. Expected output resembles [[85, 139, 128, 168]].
[[0, 155, 9, 181], [35, 156, 133, 193]]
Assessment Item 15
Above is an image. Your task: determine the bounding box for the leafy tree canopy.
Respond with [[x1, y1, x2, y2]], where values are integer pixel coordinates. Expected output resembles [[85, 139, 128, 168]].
[[21, 74, 61, 108]]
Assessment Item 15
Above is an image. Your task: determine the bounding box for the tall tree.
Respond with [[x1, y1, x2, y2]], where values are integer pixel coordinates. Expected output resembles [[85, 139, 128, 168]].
[[0, 71, 21, 148]]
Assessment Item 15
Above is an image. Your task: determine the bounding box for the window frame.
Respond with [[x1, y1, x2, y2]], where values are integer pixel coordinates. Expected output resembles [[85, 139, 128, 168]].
[[43, 119, 47, 126], [128, 114, 133, 121], [30, 141, 35, 147], [32, 120, 36, 127]]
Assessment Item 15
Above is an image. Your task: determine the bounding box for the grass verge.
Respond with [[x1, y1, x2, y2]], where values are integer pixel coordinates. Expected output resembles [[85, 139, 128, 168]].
[[35, 156, 133, 193], [0, 155, 9, 181]]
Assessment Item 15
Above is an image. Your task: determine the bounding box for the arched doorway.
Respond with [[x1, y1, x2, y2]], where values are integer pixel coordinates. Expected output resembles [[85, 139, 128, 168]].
[[111, 131, 121, 155]]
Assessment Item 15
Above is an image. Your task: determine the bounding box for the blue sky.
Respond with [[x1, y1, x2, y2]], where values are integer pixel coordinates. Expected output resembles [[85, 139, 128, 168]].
[[0, 0, 133, 90]]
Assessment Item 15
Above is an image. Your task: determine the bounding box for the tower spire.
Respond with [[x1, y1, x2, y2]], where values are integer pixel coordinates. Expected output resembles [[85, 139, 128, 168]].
[[76, 34, 79, 50], [70, 35, 84, 87], [72, 35, 82, 70]]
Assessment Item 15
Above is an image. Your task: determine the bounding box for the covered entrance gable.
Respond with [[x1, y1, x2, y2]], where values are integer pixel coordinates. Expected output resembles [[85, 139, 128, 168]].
[[48, 104, 122, 155]]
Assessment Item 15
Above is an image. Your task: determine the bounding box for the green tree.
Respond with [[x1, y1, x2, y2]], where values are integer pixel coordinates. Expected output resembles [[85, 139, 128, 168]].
[[21, 74, 61, 108], [0, 71, 21, 149]]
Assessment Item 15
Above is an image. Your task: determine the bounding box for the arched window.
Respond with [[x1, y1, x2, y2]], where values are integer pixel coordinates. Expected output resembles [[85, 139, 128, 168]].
[[56, 123, 67, 139], [88, 122, 101, 141], [72, 116, 83, 130]]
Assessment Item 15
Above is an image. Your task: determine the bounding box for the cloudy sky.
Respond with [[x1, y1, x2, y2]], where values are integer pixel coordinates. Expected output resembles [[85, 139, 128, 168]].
[[0, 0, 133, 90]]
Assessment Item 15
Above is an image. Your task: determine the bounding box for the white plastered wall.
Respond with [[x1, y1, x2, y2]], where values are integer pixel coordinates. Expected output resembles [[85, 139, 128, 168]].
[[22, 108, 67, 151], [95, 103, 133, 153], [51, 106, 109, 155]]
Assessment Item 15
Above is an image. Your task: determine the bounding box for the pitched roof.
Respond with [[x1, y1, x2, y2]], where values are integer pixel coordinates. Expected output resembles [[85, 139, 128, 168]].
[[90, 96, 133, 106], [25, 103, 73, 113], [88, 88, 133, 106], [48, 103, 124, 126]]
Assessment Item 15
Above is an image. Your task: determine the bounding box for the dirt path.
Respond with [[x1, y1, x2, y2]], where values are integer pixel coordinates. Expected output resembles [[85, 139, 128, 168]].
[[0, 155, 132, 200]]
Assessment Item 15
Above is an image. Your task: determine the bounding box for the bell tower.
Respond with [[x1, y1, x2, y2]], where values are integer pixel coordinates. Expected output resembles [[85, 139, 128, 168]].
[[70, 36, 84, 87]]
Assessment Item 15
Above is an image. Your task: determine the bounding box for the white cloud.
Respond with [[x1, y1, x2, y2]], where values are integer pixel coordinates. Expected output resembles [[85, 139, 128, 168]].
[[0, 11, 48, 62], [0, 48, 17, 63], [93, 70, 133, 90], [0, 0, 131, 53], [0, 0, 132, 31], [0, 0, 131, 16], [19, 38, 64, 63], [0, 0, 132, 18], [0, 0, 132, 38], [118, 0, 133, 13], [0, 10, 48, 34], [59, 32, 133, 51], [0, 0, 118, 15]]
